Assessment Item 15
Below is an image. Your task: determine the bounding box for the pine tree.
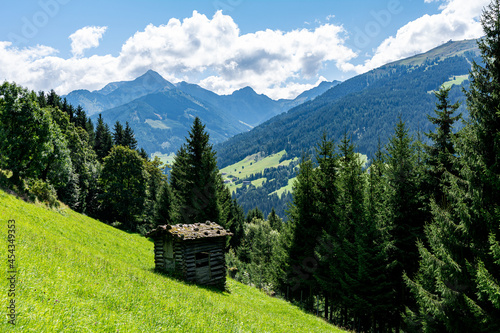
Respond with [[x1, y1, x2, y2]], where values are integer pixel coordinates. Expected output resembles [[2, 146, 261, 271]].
[[366, 141, 398, 331], [336, 134, 369, 329], [154, 181, 173, 226], [286, 152, 320, 308], [246, 207, 264, 223], [123, 121, 138, 150], [74, 105, 87, 129], [94, 114, 113, 161], [425, 86, 461, 203], [385, 118, 424, 330], [267, 208, 283, 231], [85, 118, 95, 148], [113, 121, 124, 146], [170, 117, 220, 225], [312, 133, 340, 321], [408, 1, 500, 331]]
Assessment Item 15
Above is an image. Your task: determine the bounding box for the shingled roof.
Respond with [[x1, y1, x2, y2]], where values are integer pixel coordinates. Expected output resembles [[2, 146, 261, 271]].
[[146, 221, 232, 240]]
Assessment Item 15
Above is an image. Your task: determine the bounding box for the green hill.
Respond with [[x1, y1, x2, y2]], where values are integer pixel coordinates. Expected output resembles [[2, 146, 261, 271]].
[[0, 190, 343, 332]]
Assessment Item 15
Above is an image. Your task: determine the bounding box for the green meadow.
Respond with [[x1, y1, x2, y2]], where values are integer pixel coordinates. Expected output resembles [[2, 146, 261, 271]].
[[0, 190, 343, 332]]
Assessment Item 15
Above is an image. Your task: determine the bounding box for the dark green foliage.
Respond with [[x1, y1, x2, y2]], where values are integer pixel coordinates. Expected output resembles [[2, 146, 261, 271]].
[[138, 148, 148, 160], [246, 207, 264, 223], [227, 212, 289, 293], [267, 208, 283, 231], [424, 86, 461, 202], [154, 181, 173, 226], [143, 156, 167, 228], [231, 160, 297, 219], [408, 2, 500, 331], [99, 146, 147, 230], [123, 121, 138, 150], [113, 121, 124, 146], [47, 89, 61, 109], [385, 118, 425, 329], [216, 51, 478, 169], [94, 114, 113, 161], [0, 83, 55, 184], [170, 117, 220, 225], [286, 153, 320, 308]]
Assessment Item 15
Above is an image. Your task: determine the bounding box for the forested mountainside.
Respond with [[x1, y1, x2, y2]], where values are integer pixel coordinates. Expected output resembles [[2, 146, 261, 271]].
[[215, 39, 480, 168]]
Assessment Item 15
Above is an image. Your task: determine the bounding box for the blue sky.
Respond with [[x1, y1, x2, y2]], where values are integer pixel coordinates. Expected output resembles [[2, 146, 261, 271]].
[[0, 0, 489, 99]]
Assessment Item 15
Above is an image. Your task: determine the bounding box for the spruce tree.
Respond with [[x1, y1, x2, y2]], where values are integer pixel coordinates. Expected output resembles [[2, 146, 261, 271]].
[[94, 114, 113, 161], [386, 118, 423, 330], [154, 181, 173, 226], [408, 1, 500, 331], [335, 134, 368, 329], [123, 121, 138, 150], [366, 140, 397, 331], [267, 208, 283, 231], [424, 86, 461, 203], [113, 121, 124, 146], [170, 117, 220, 225], [312, 133, 341, 321], [286, 152, 320, 309]]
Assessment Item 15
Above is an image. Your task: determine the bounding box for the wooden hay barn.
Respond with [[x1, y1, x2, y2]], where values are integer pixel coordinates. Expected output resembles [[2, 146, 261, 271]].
[[146, 221, 232, 289]]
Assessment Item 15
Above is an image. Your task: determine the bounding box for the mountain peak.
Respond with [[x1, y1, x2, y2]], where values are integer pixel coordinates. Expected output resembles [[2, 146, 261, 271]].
[[231, 86, 262, 98], [134, 70, 171, 86]]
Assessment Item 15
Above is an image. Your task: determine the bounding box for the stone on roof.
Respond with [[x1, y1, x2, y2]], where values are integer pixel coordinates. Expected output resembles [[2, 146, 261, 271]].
[[146, 221, 232, 240]]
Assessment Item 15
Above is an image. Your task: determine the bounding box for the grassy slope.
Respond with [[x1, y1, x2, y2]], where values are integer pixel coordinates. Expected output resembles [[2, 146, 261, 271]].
[[442, 74, 469, 89], [220, 150, 298, 194], [221, 151, 368, 197], [269, 177, 297, 199], [0, 190, 343, 332]]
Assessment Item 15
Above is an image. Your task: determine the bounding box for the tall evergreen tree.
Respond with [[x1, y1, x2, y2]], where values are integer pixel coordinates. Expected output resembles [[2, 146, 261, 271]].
[[123, 121, 138, 150], [154, 181, 173, 226], [385, 118, 424, 330], [408, 1, 500, 331], [94, 114, 113, 161], [113, 121, 125, 146], [85, 118, 95, 148], [286, 152, 320, 308], [74, 105, 87, 129], [170, 117, 220, 224], [312, 133, 340, 321], [335, 134, 368, 329], [267, 208, 283, 231], [424, 86, 461, 203]]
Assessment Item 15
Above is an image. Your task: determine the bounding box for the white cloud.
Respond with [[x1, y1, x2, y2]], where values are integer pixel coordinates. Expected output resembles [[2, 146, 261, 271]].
[[0, 11, 354, 100], [0, 2, 491, 100], [69, 26, 107, 58], [346, 0, 489, 74]]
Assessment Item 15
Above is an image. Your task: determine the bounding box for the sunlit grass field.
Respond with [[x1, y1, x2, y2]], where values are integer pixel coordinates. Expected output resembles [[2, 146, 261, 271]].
[[0, 190, 343, 332]]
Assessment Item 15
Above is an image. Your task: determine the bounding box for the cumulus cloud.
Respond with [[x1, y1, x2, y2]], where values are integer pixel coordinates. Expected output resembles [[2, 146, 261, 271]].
[[69, 26, 107, 58], [0, 11, 354, 99], [345, 0, 489, 74], [0, 2, 492, 100]]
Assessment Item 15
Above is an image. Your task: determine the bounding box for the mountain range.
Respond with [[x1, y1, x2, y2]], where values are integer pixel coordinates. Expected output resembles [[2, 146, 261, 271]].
[[212, 38, 482, 218], [64, 71, 340, 156], [215, 39, 481, 167]]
